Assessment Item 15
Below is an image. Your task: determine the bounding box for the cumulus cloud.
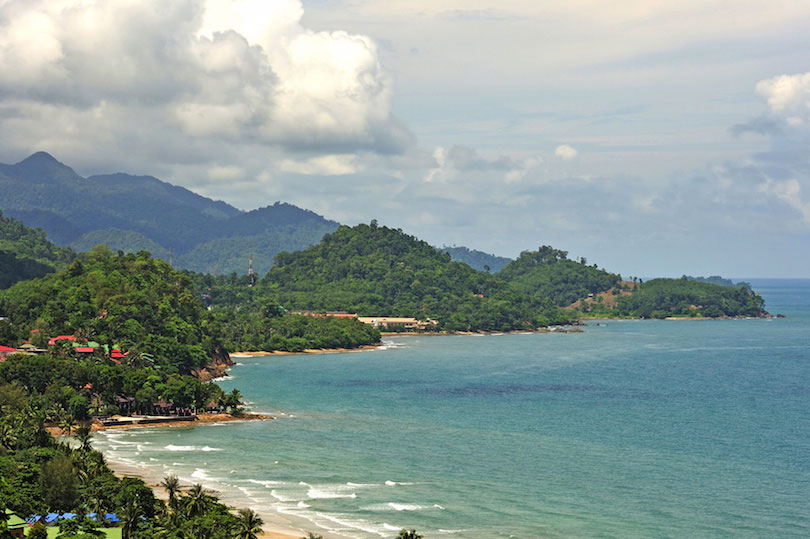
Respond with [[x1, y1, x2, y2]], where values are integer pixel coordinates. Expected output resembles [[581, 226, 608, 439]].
[[755, 72, 810, 126], [278, 154, 359, 176], [554, 144, 578, 160], [0, 0, 412, 172]]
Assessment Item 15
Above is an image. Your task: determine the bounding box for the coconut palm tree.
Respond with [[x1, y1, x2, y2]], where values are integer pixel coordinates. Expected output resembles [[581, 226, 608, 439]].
[[235, 508, 264, 539], [185, 484, 209, 518], [121, 497, 142, 539], [59, 414, 76, 437], [74, 424, 93, 451], [397, 529, 423, 539], [301, 533, 324, 539], [161, 474, 181, 509]]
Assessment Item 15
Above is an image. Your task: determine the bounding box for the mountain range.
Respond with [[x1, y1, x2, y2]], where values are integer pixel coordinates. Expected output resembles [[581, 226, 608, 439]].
[[0, 152, 338, 275], [0, 152, 514, 276]]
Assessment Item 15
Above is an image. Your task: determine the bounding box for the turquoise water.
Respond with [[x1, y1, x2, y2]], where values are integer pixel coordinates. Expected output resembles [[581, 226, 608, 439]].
[[95, 280, 810, 538]]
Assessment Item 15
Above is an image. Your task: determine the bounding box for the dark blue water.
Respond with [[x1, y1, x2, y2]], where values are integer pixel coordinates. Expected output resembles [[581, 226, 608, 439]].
[[95, 280, 810, 538]]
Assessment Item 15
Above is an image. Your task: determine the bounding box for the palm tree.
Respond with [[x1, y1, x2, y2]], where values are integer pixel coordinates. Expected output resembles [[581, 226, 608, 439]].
[[59, 414, 76, 437], [301, 533, 324, 539], [235, 508, 264, 539], [121, 497, 142, 539], [161, 474, 181, 509], [0, 422, 17, 450], [185, 484, 209, 518], [75, 424, 93, 451], [397, 530, 423, 539]]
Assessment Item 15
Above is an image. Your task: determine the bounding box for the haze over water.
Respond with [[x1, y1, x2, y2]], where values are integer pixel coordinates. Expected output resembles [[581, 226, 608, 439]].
[[95, 279, 810, 538]]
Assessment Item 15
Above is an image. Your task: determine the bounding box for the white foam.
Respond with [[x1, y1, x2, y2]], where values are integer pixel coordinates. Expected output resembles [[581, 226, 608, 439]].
[[248, 479, 284, 487], [164, 445, 221, 452], [388, 503, 423, 511], [297, 501, 311, 508], [385, 480, 413, 486], [301, 482, 357, 499], [190, 468, 216, 482], [270, 490, 298, 502]]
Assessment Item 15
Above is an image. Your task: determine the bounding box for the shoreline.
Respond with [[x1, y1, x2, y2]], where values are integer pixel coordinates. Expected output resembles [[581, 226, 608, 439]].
[[103, 455, 309, 539]]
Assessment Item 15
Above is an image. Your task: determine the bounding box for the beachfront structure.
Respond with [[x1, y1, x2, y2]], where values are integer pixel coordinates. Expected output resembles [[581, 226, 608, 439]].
[[292, 311, 359, 318], [357, 317, 438, 330], [4, 509, 26, 537]]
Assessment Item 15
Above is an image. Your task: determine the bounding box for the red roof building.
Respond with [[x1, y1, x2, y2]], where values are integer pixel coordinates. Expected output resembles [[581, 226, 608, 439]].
[[48, 335, 77, 346], [0, 345, 17, 360]]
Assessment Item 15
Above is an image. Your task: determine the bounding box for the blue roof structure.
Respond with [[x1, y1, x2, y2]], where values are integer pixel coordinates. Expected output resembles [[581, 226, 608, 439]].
[[105, 513, 121, 523], [44, 513, 59, 523], [26, 514, 42, 524]]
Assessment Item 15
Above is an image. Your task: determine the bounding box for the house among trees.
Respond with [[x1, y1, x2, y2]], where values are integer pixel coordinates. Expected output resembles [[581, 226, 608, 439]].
[[0, 345, 17, 360], [357, 317, 438, 330]]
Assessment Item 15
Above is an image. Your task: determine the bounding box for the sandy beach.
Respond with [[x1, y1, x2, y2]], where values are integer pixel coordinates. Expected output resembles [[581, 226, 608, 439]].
[[104, 457, 306, 539]]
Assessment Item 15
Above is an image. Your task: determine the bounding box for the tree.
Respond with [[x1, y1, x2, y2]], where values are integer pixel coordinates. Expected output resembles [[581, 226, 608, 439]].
[[74, 424, 93, 451], [40, 454, 78, 510], [185, 484, 209, 518], [235, 508, 263, 539], [397, 530, 423, 539], [121, 497, 142, 539], [160, 474, 181, 509]]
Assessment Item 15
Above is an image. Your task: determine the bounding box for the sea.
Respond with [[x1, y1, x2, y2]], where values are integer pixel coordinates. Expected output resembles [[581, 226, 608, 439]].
[[93, 279, 810, 538]]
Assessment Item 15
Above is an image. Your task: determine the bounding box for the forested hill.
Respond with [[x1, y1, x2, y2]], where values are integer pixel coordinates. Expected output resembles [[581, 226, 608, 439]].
[[0, 245, 223, 374], [261, 222, 569, 331], [0, 210, 75, 288], [613, 278, 767, 319], [0, 152, 338, 275], [441, 246, 511, 272], [498, 246, 622, 306]]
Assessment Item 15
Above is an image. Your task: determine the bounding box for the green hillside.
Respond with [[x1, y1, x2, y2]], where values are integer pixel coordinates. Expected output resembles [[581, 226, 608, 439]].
[[498, 246, 622, 306], [0, 211, 75, 288], [614, 278, 767, 318], [261, 222, 569, 331], [0, 152, 338, 275]]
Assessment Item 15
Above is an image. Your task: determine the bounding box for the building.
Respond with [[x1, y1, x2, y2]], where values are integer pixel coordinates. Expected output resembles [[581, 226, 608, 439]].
[[0, 345, 17, 360], [357, 317, 438, 330]]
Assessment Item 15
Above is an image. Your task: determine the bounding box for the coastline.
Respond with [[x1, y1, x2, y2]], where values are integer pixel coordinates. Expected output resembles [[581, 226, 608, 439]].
[[232, 343, 382, 357], [103, 456, 307, 539]]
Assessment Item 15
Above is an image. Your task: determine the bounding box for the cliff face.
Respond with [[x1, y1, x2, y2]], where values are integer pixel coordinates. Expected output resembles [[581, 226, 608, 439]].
[[192, 346, 234, 382]]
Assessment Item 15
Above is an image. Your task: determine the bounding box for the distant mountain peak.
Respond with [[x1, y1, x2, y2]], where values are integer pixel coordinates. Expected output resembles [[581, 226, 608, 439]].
[[10, 151, 78, 180], [18, 151, 63, 166]]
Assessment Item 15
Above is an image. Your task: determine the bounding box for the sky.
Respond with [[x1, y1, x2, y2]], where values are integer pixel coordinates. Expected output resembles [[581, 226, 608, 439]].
[[1, 0, 809, 277]]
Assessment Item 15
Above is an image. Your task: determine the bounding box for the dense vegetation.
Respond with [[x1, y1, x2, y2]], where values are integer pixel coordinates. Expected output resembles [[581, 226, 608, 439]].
[[612, 278, 767, 318], [261, 222, 569, 331], [0, 211, 75, 289], [498, 246, 622, 306], [0, 391, 265, 538], [185, 272, 381, 352], [440, 246, 511, 273], [0, 246, 219, 374], [0, 152, 338, 275]]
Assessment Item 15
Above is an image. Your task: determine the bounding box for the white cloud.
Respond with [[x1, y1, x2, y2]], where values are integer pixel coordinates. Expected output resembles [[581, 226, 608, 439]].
[[554, 144, 578, 160], [278, 154, 359, 176], [0, 0, 411, 171], [755, 72, 810, 126]]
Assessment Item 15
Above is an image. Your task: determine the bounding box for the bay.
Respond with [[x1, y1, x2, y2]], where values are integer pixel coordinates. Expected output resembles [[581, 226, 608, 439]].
[[95, 279, 810, 538]]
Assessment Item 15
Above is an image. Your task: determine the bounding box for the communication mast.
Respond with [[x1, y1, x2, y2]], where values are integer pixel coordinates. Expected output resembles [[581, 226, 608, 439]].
[[248, 253, 256, 287]]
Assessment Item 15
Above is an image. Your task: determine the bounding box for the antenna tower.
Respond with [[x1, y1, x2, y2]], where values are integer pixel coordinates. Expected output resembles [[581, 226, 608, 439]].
[[248, 253, 256, 287]]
